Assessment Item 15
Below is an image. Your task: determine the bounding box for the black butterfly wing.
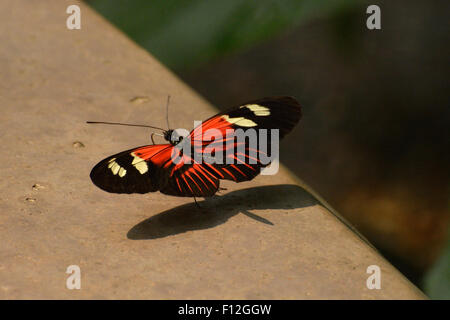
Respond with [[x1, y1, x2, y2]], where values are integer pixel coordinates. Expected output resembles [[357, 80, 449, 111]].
[[159, 160, 220, 197], [90, 144, 172, 194], [188, 96, 302, 183]]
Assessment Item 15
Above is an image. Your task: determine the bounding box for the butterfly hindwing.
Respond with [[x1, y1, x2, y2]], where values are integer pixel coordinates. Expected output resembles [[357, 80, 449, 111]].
[[160, 161, 220, 197]]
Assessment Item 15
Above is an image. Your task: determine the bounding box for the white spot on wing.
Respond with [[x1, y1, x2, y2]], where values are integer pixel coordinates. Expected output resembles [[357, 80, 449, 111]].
[[241, 104, 270, 116], [222, 115, 257, 127], [110, 162, 120, 175], [131, 152, 148, 174], [107, 157, 128, 178], [118, 167, 127, 177]]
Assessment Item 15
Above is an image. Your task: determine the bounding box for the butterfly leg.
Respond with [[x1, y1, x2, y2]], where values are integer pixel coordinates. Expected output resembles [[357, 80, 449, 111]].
[[150, 132, 165, 145], [193, 196, 201, 209]]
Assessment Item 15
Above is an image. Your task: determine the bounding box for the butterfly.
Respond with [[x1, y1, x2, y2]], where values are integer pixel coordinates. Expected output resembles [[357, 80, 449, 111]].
[[89, 96, 301, 198]]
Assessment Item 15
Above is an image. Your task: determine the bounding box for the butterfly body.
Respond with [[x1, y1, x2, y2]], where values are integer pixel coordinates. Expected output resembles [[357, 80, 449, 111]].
[[162, 129, 183, 145], [90, 96, 301, 197]]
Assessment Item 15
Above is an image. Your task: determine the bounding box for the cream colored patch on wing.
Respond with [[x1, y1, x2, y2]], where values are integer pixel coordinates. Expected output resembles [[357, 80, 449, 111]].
[[241, 104, 271, 116], [118, 167, 127, 177], [222, 115, 257, 127], [111, 163, 120, 175], [131, 152, 148, 174], [107, 158, 127, 177]]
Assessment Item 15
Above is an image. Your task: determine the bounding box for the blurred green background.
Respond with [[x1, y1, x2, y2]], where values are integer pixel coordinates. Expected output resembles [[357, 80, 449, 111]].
[[89, 0, 357, 72], [87, 0, 450, 298]]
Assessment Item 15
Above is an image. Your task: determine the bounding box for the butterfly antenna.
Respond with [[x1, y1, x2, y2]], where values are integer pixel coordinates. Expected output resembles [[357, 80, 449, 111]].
[[166, 95, 171, 129], [86, 121, 166, 131]]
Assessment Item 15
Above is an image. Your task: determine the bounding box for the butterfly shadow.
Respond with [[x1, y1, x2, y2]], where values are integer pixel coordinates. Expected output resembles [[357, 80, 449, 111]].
[[127, 184, 319, 240]]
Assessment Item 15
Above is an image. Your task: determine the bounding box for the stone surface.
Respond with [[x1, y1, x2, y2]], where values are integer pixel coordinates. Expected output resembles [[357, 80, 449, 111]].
[[0, 0, 425, 299]]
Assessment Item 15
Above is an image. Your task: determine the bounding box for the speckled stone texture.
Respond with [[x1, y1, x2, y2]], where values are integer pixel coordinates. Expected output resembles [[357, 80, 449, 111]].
[[0, 0, 425, 299]]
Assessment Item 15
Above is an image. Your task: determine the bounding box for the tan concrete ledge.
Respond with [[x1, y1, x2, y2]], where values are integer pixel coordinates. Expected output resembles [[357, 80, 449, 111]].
[[0, 0, 425, 299]]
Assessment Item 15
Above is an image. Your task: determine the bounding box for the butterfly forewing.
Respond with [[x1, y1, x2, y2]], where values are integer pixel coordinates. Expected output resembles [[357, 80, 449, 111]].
[[187, 96, 301, 183], [89, 144, 171, 194]]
